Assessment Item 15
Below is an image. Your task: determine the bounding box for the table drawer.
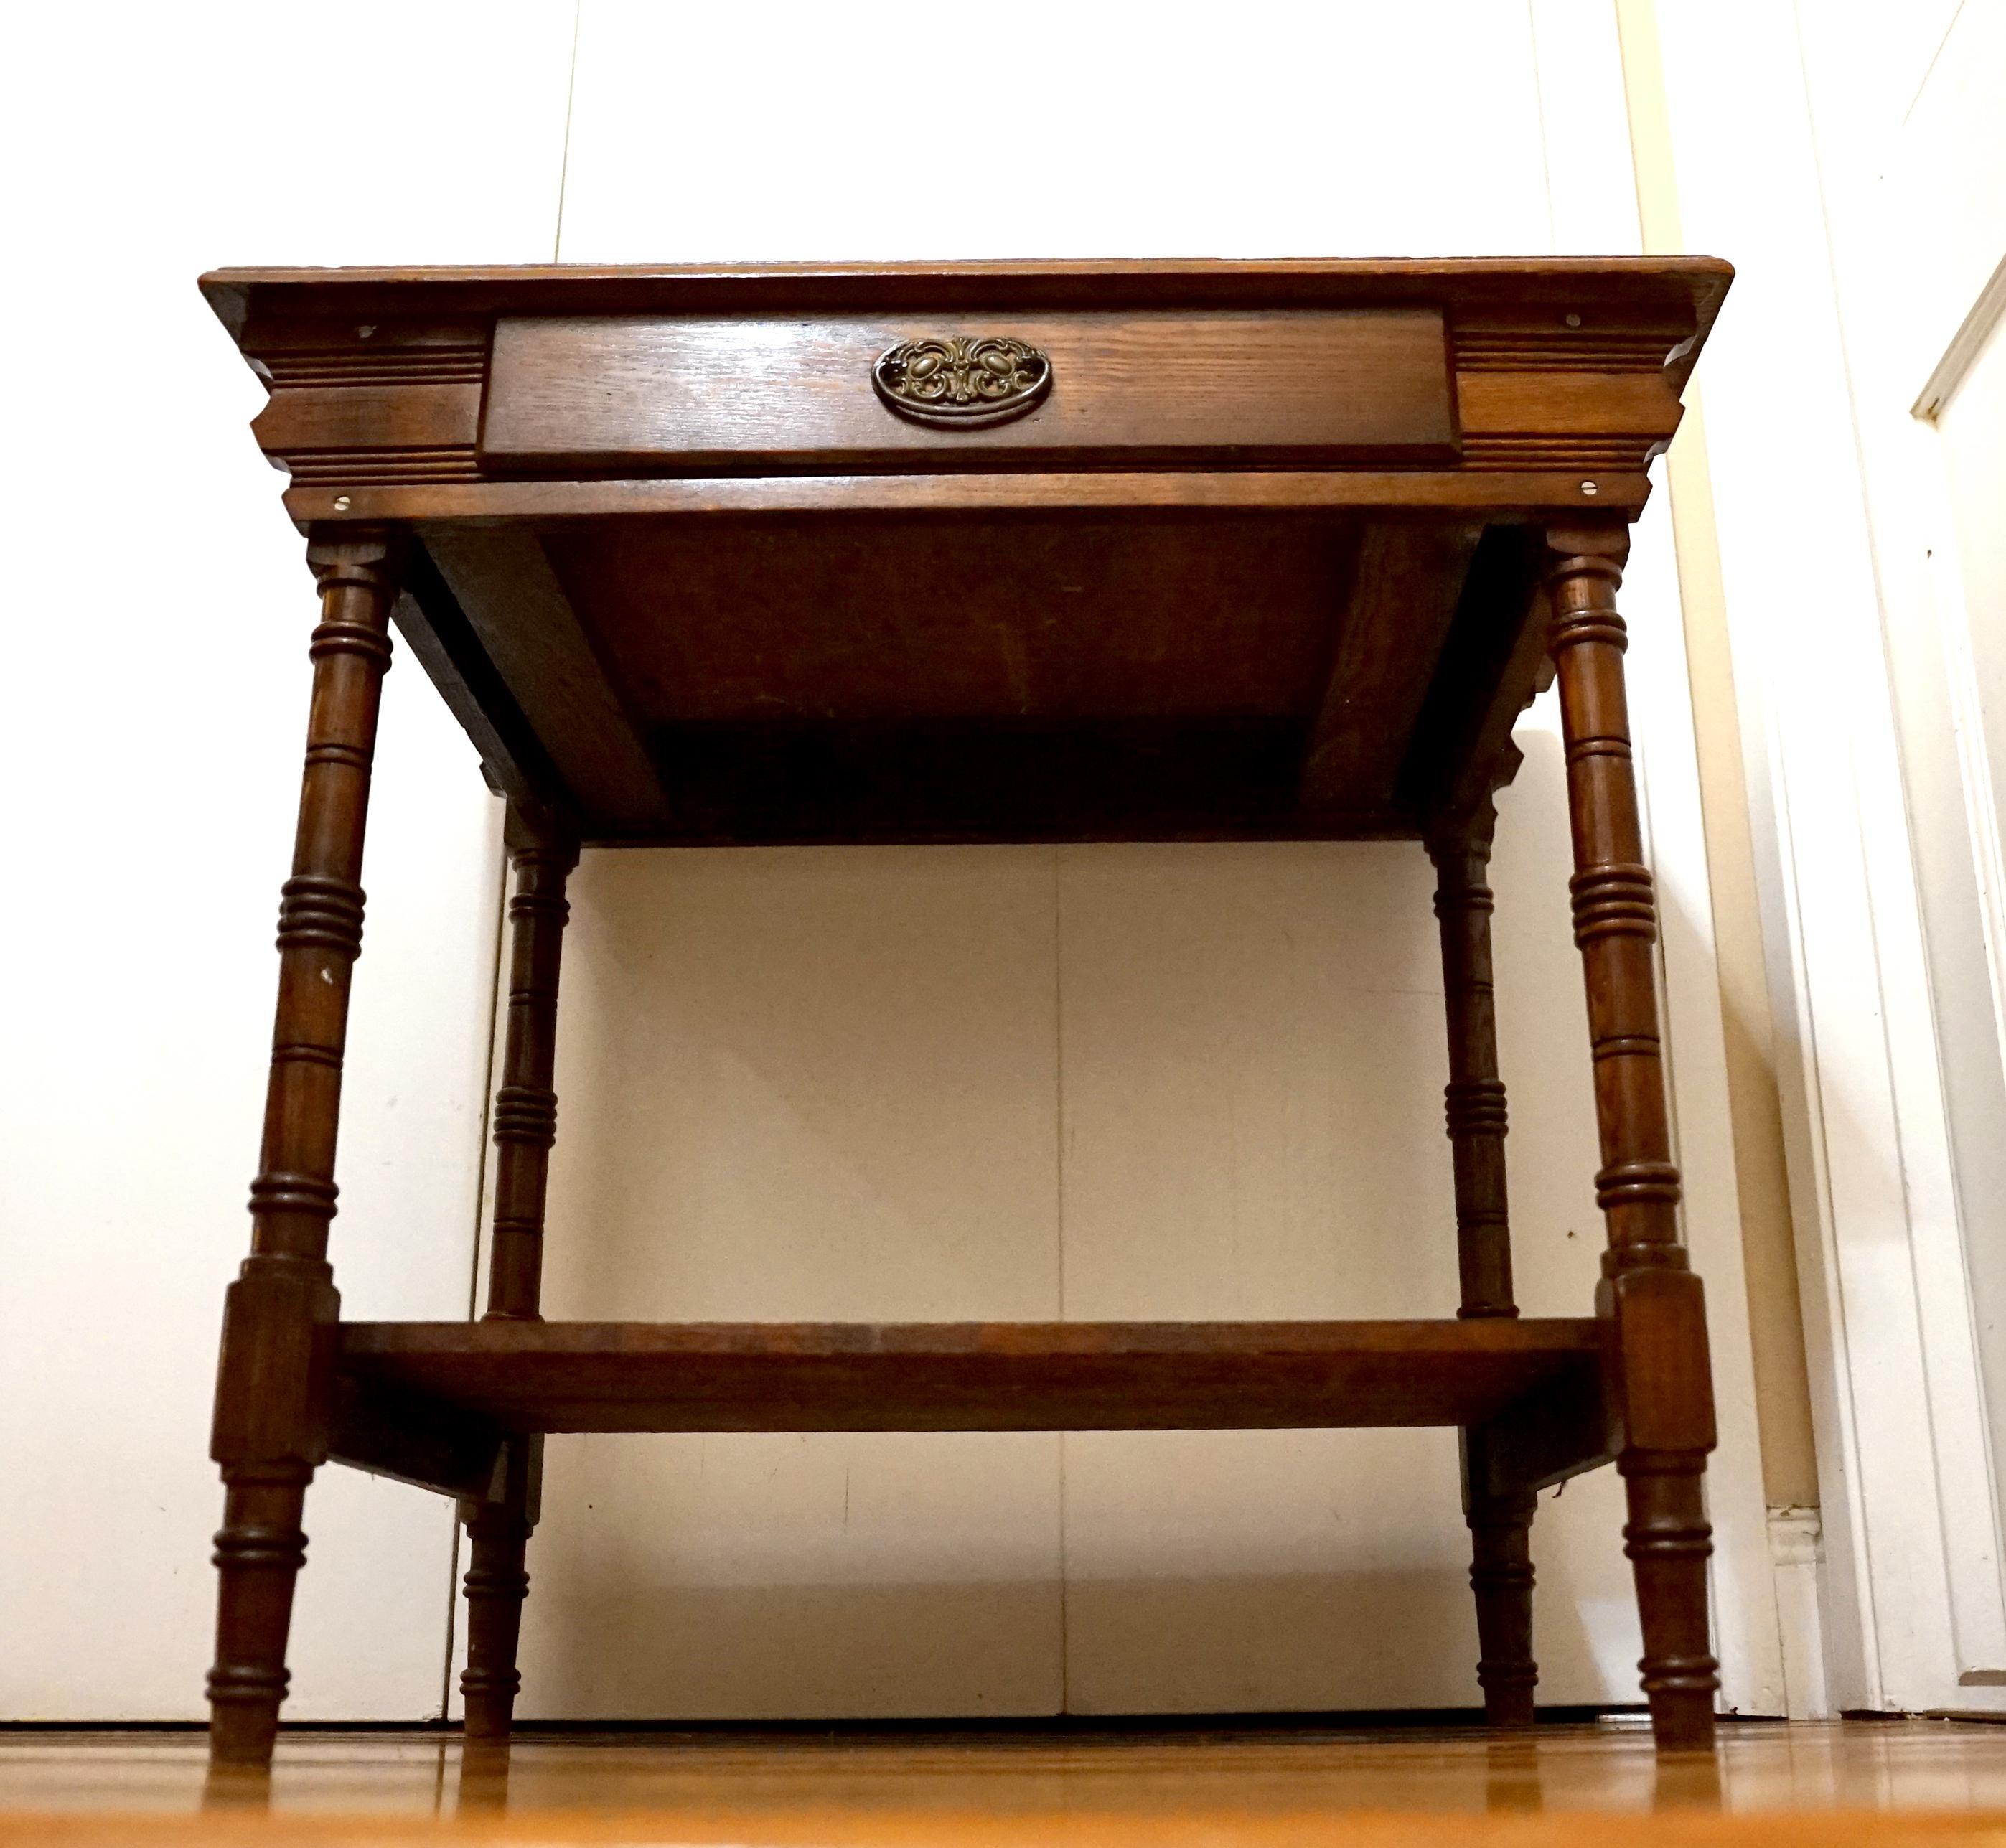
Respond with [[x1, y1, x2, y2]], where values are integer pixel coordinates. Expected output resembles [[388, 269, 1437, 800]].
[[479, 308, 1457, 474]]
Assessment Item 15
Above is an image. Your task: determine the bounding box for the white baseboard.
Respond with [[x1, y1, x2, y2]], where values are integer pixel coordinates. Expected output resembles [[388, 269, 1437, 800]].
[[1768, 1506, 1832, 1718]]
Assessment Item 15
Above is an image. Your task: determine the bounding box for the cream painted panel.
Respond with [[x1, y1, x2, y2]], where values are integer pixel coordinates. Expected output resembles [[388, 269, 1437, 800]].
[[514, 849, 1064, 1716], [1056, 733, 1641, 1712], [0, 0, 573, 1719], [1054, 841, 1471, 1715], [1051, 844, 1456, 1330]]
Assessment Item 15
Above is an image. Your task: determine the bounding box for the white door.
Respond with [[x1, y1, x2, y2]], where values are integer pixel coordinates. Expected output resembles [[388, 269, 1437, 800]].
[[1653, 0, 2006, 1712]]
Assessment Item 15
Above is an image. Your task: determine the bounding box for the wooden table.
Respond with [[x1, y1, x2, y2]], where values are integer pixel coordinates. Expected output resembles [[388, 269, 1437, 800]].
[[199, 258, 1732, 1770]]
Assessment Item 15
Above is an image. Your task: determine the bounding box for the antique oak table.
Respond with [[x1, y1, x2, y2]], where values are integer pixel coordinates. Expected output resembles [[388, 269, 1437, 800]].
[[200, 258, 1731, 1766]]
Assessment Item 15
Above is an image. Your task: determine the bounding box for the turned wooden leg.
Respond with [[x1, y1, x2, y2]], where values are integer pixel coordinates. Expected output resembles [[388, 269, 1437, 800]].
[[1466, 1481, 1538, 1727], [207, 531, 400, 1770], [1430, 805, 1537, 1728], [1546, 521, 1719, 1753], [460, 1438, 540, 1740], [460, 803, 576, 1740]]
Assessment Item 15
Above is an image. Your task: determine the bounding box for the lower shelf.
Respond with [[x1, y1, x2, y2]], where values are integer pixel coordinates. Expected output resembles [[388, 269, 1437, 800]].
[[337, 1318, 1602, 1435]]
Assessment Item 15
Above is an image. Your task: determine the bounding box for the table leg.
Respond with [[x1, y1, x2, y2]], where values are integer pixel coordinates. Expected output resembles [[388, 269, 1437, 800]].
[[460, 803, 577, 1740], [460, 1439, 540, 1742], [1430, 804, 1537, 1727], [206, 531, 400, 1770], [1545, 520, 1719, 1753]]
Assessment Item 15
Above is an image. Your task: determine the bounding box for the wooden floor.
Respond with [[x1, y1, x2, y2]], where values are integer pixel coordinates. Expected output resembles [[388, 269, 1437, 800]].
[[3, 1719, 2006, 1844]]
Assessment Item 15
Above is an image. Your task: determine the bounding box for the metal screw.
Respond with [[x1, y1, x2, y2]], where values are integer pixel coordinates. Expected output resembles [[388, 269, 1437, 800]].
[[357, 325, 375, 339], [1565, 312, 1583, 328], [1580, 481, 1598, 497], [332, 494, 352, 511]]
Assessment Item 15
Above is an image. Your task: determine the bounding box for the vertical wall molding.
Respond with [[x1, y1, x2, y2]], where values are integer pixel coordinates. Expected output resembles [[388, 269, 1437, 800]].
[[1768, 1506, 1832, 1718], [1533, 0, 1786, 1716]]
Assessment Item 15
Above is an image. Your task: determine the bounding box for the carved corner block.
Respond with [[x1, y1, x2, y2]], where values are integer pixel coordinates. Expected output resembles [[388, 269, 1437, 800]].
[[458, 1433, 544, 1526], [209, 1265, 340, 1472], [1597, 1266, 1717, 1458]]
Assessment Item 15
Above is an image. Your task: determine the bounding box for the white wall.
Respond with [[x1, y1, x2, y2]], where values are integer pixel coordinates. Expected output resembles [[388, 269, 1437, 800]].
[[0, 0, 573, 1719], [1, 0, 1778, 1722]]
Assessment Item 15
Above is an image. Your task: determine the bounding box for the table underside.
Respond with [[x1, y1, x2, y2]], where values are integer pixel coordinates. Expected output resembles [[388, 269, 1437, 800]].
[[400, 510, 1551, 848], [201, 259, 1733, 848]]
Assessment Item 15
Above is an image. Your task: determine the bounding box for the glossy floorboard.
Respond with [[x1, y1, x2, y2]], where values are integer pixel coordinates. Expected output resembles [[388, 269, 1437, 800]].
[[4, 1720, 2006, 1842]]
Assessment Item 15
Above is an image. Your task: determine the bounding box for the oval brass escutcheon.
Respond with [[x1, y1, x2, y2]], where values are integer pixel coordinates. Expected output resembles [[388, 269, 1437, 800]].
[[872, 336, 1052, 428]]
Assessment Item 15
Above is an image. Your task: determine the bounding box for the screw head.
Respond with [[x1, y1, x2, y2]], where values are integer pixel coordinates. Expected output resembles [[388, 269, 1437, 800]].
[[1580, 481, 1598, 497], [1565, 312, 1583, 328], [357, 325, 375, 339], [332, 494, 352, 511]]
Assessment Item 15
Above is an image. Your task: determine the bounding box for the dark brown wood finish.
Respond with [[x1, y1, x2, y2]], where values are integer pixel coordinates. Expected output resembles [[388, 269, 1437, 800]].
[[200, 256, 1729, 377], [538, 512, 1361, 844], [423, 531, 666, 831], [482, 805, 578, 1324], [1428, 799, 1539, 1730], [480, 309, 1458, 472], [1302, 525, 1482, 813], [1462, 1476, 1539, 1730], [206, 530, 400, 1768], [341, 1318, 1603, 1433], [459, 1437, 540, 1744], [195, 256, 1733, 1768], [1546, 520, 1719, 1753], [327, 1374, 502, 1503], [375, 470, 1655, 522], [457, 802, 578, 1740], [209, 260, 1717, 534], [1428, 800, 1517, 1326]]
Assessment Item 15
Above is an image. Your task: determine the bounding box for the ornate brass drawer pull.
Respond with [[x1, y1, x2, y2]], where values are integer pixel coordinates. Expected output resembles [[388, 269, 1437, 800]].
[[872, 335, 1052, 428]]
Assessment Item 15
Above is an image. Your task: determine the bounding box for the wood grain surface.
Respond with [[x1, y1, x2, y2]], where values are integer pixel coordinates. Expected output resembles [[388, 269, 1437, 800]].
[[481, 311, 1456, 472], [339, 1318, 1603, 1435], [6, 1720, 2006, 1842]]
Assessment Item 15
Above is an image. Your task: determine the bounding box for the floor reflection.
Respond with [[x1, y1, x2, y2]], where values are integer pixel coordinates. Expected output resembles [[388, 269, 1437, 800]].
[[1652, 1747, 1725, 1811], [197, 1760, 271, 1814], [456, 1738, 512, 1814], [3, 1719, 2000, 1822], [1481, 1735, 1546, 1812]]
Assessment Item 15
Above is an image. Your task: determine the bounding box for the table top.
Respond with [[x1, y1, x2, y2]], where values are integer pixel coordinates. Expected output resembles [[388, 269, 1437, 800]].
[[205, 257, 1729, 848]]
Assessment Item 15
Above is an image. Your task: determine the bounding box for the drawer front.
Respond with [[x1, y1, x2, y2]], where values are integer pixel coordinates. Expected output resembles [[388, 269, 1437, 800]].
[[479, 308, 1456, 473]]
